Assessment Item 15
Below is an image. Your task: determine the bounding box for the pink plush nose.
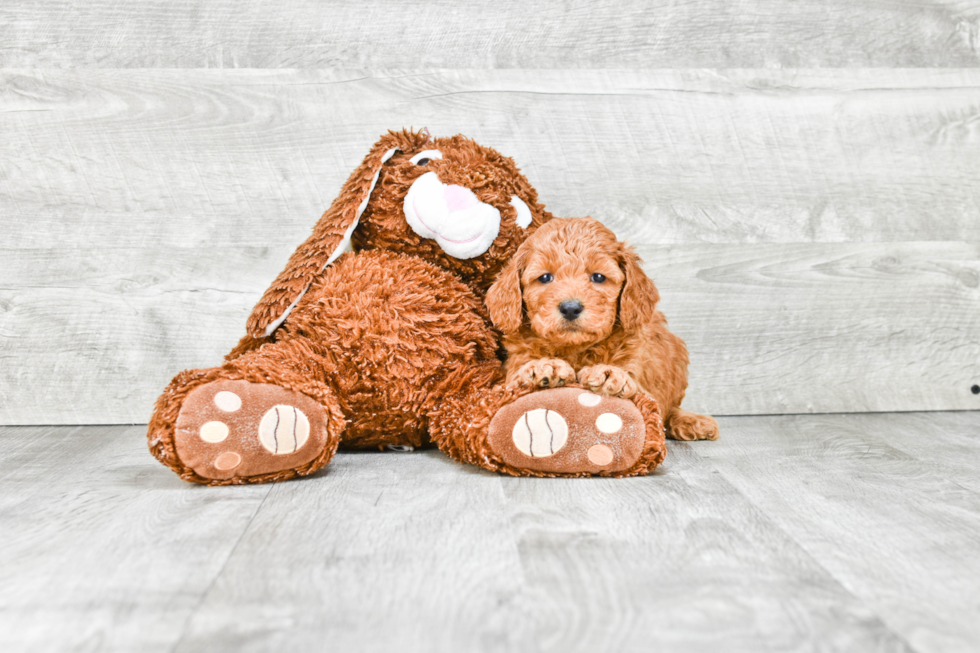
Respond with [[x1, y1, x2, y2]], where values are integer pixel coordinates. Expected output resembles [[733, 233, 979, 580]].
[[443, 184, 480, 213]]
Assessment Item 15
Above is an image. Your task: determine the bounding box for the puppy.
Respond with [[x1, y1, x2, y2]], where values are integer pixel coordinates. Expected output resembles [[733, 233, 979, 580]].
[[486, 217, 719, 441]]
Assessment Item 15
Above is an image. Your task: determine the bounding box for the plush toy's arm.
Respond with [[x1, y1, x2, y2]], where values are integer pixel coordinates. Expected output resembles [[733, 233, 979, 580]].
[[244, 137, 403, 338]]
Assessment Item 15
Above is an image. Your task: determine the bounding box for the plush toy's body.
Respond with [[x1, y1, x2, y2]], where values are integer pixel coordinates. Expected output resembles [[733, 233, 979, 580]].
[[148, 130, 668, 484]]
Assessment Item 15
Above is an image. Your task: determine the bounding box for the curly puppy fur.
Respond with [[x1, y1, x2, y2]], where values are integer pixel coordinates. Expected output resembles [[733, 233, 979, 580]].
[[487, 217, 719, 441]]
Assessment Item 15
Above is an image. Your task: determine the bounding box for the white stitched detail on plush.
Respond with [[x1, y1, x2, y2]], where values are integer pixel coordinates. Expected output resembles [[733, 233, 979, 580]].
[[510, 195, 533, 229], [263, 147, 398, 337], [324, 146, 398, 270], [410, 149, 442, 164], [263, 284, 309, 337]]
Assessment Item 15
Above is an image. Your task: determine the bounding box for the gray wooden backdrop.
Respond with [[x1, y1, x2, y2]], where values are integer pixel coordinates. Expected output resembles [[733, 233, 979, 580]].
[[1, 2, 979, 425]]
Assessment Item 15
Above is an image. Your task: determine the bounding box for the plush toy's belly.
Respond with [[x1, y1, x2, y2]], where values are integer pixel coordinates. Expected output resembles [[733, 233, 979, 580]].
[[275, 249, 502, 449]]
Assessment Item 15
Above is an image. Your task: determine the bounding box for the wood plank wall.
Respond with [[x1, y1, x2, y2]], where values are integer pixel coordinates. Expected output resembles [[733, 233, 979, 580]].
[[1, 4, 979, 424]]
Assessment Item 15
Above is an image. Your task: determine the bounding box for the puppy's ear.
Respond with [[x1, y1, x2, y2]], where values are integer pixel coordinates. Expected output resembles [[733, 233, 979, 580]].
[[617, 244, 659, 332], [486, 243, 530, 334], [245, 130, 422, 339]]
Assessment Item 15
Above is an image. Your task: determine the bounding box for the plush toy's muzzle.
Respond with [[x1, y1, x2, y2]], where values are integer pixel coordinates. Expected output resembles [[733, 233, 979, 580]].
[[403, 171, 501, 259]]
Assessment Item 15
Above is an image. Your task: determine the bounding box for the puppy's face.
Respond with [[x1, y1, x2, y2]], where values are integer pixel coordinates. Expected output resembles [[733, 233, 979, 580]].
[[518, 220, 626, 347], [487, 217, 660, 345]]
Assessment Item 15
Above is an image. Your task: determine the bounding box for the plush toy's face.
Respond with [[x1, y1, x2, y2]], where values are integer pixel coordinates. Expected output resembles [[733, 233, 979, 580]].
[[352, 132, 550, 292], [246, 130, 555, 338]]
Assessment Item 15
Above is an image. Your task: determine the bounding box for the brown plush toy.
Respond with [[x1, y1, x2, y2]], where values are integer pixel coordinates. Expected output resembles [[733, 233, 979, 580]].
[[148, 129, 667, 484]]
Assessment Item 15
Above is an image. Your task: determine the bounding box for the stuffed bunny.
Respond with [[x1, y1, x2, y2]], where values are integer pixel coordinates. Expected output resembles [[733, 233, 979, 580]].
[[148, 130, 666, 484]]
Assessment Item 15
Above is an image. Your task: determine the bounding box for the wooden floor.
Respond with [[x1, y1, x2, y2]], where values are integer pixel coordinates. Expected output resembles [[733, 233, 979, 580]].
[[1, 411, 977, 652]]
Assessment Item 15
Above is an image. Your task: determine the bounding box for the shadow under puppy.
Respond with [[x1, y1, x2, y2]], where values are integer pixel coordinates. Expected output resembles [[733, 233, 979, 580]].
[[486, 217, 719, 441]]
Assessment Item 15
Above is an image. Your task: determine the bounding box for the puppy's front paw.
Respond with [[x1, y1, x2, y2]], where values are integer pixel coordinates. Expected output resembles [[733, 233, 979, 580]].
[[577, 365, 638, 398], [510, 358, 577, 389]]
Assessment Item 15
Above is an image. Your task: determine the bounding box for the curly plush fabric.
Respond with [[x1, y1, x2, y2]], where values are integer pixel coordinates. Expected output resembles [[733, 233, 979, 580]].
[[147, 130, 669, 484]]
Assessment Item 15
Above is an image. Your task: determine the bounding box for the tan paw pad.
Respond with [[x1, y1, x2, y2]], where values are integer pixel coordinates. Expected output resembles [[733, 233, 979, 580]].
[[588, 444, 614, 466], [200, 421, 229, 443], [488, 387, 648, 475], [213, 391, 242, 412], [258, 405, 310, 455], [512, 409, 568, 458], [214, 451, 242, 471], [595, 413, 623, 433], [174, 379, 332, 481]]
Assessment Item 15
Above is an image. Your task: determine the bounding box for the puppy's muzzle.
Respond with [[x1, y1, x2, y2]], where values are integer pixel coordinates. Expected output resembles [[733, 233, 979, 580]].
[[559, 299, 584, 321]]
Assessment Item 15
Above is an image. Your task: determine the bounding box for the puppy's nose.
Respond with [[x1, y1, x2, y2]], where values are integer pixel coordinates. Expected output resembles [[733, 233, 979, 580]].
[[559, 299, 584, 321]]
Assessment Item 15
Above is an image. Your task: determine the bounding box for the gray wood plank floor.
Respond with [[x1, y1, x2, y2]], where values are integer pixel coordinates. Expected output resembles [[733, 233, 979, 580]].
[[2, 412, 978, 652]]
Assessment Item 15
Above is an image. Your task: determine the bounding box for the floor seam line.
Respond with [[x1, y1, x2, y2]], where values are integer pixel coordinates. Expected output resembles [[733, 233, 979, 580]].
[[167, 484, 275, 653], [690, 441, 924, 653]]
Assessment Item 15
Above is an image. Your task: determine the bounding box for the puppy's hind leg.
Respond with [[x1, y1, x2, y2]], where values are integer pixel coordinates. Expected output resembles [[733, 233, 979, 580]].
[[666, 407, 719, 441]]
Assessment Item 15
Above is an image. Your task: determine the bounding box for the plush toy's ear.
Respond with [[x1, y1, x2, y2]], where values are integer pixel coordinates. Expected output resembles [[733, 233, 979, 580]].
[[246, 133, 406, 338], [486, 244, 529, 334], [617, 244, 660, 333]]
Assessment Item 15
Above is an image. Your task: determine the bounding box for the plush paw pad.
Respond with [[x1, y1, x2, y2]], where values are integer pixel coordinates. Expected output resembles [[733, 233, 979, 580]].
[[174, 380, 330, 481], [511, 409, 569, 457], [488, 387, 647, 474]]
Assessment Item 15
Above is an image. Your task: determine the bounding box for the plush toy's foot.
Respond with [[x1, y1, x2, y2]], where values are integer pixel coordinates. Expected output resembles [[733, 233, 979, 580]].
[[173, 380, 337, 482], [488, 387, 650, 475]]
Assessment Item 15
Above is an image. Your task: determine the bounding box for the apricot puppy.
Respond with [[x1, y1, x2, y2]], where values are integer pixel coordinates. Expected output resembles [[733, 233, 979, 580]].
[[487, 217, 719, 441]]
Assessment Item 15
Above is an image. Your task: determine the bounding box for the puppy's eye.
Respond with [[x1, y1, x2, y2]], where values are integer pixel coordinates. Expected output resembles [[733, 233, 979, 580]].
[[410, 149, 443, 165], [537, 273, 554, 284], [591, 273, 607, 283]]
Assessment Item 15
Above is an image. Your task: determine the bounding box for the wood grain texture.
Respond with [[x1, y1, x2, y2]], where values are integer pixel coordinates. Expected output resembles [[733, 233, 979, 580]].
[[4, 69, 980, 249], [173, 450, 528, 652], [0, 424, 272, 653], [2, 1, 979, 68], [700, 411, 980, 653], [3, 69, 979, 423], [2, 241, 977, 424], [7, 414, 978, 652], [640, 242, 980, 416], [497, 444, 910, 652], [176, 445, 912, 652]]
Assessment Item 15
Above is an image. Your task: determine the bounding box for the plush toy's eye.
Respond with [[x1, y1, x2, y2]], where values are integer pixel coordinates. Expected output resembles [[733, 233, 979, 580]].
[[410, 149, 443, 165], [537, 273, 554, 283], [591, 273, 606, 283]]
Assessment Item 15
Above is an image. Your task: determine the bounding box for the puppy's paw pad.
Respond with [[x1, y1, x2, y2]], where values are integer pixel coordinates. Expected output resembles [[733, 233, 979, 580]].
[[577, 365, 637, 398], [513, 358, 577, 388], [174, 380, 331, 481], [668, 411, 720, 441], [489, 388, 647, 475]]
